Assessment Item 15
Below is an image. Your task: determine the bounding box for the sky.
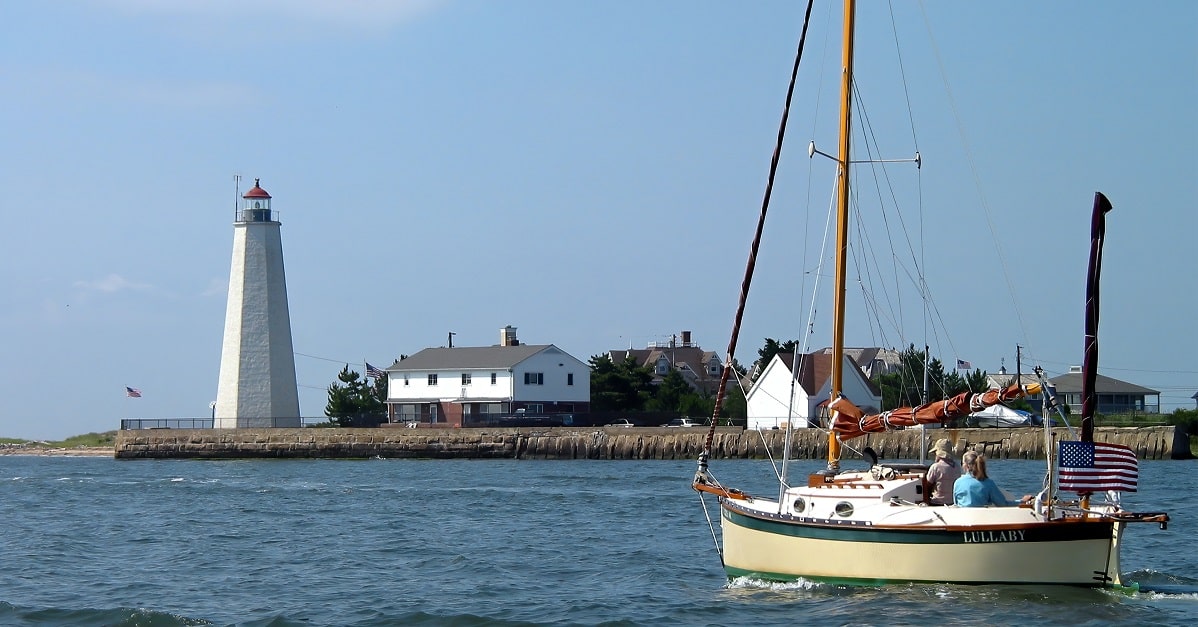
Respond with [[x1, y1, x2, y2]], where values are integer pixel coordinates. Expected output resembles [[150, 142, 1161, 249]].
[[1, 1, 1195, 440]]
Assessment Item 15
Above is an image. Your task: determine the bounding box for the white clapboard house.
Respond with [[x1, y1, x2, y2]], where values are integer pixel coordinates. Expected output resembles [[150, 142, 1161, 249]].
[[746, 350, 881, 431], [383, 326, 590, 427]]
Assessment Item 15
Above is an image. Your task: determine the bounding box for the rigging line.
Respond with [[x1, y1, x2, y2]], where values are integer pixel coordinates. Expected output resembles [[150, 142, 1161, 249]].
[[884, 1, 929, 352], [839, 11, 972, 374], [696, 493, 725, 566], [797, 0, 838, 344], [848, 84, 921, 350], [797, 177, 840, 363], [850, 83, 939, 356], [916, 1, 1032, 353], [887, 1, 921, 154], [707, 0, 817, 450], [758, 427, 786, 487], [777, 179, 837, 482]]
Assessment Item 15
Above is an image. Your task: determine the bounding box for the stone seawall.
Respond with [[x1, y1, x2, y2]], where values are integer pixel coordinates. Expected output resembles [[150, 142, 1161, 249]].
[[114, 425, 1189, 460]]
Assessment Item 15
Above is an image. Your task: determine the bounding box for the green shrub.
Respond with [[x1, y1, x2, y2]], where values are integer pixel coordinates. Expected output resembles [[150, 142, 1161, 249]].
[[1167, 408, 1198, 435]]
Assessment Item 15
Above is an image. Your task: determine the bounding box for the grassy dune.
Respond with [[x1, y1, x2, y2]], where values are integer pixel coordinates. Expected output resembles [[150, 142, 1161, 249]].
[[0, 431, 117, 449]]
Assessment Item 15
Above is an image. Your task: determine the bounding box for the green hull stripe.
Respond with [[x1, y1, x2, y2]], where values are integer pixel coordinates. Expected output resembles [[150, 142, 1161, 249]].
[[723, 504, 1113, 544]]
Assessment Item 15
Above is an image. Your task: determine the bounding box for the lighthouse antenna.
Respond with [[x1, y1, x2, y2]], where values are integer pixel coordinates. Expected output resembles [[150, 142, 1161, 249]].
[[233, 173, 242, 221]]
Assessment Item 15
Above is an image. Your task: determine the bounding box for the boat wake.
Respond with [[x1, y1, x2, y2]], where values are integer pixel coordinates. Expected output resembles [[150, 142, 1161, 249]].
[[726, 575, 830, 593], [1123, 569, 1198, 599]]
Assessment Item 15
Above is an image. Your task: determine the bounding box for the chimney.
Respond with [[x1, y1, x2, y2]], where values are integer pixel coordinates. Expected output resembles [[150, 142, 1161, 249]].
[[681, 330, 692, 347], [501, 325, 519, 347]]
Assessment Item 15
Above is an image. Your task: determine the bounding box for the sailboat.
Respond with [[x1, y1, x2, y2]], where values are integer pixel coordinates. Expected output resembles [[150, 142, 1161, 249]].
[[692, 0, 1168, 587]]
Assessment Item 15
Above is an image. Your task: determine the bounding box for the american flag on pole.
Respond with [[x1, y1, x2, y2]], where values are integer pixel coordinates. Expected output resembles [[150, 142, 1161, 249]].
[[365, 362, 385, 378], [125, 386, 142, 398], [1058, 441, 1138, 492], [955, 359, 972, 370]]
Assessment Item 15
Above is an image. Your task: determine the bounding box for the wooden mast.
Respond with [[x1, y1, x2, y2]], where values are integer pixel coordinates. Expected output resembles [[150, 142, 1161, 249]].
[[827, 0, 856, 471]]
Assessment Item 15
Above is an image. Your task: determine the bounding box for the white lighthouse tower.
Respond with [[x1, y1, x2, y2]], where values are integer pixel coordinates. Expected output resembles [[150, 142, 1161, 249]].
[[214, 178, 301, 428]]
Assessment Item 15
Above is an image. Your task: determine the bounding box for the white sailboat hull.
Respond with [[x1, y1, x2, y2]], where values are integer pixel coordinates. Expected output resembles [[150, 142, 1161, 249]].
[[719, 473, 1123, 587]]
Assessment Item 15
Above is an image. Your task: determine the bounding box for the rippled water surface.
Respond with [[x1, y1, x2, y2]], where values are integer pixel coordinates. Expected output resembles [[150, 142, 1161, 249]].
[[1, 456, 1194, 626]]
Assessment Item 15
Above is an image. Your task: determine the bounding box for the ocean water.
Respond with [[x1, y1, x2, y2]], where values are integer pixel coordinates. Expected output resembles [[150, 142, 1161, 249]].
[[0, 455, 1194, 626]]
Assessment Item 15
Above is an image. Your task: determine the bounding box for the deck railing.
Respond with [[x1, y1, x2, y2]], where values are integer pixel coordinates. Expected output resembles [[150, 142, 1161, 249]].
[[120, 417, 326, 430]]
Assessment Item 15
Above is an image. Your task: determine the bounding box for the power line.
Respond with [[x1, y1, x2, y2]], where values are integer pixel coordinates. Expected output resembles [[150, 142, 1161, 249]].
[[294, 351, 355, 365]]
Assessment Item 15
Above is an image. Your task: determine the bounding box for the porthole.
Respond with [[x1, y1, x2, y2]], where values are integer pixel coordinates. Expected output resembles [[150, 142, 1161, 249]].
[[834, 501, 854, 517], [793, 498, 806, 514]]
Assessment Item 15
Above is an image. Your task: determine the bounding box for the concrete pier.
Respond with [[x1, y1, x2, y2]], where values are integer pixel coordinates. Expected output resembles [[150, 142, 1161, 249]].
[[114, 425, 1187, 461]]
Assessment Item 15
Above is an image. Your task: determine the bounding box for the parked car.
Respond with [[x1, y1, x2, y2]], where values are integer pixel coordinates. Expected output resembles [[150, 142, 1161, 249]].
[[662, 418, 702, 428], [606, 419, 635, 427]]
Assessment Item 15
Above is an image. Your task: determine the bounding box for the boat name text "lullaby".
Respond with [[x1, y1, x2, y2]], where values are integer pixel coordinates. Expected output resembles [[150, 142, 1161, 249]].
[[962, 530, 1026, 543]]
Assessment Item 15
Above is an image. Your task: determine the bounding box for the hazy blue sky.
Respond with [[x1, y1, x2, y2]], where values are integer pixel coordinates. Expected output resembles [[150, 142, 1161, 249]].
[[2, 1, 1195, 440]]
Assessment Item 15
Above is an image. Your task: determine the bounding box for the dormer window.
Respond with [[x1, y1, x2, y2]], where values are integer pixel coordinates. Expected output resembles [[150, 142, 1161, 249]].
[[655, 356, 670, 376]]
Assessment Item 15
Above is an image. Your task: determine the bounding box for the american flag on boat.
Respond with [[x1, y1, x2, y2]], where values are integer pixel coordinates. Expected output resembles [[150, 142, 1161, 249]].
[[1058, 441, 1138, 493]]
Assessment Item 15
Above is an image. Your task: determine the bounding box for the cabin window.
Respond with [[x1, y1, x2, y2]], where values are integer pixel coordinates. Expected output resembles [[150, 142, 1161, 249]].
[[793, 499, 806, 514], [834, 502, 854, 517]]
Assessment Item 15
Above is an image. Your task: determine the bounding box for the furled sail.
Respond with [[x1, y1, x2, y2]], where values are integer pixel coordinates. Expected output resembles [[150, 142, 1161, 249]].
[[829, 382, 1042, 440]]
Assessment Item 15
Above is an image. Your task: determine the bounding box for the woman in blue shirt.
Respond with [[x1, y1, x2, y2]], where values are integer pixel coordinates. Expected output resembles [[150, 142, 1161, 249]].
[[953, 451, 1032, 507]]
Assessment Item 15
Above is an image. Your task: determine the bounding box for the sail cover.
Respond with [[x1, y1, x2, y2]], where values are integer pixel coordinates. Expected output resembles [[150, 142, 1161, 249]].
[[830, 382, 1042, 440]]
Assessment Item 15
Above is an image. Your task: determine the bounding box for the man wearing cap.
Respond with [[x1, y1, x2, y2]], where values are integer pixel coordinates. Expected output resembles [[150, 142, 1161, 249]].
[[925, 438, 961, 505]]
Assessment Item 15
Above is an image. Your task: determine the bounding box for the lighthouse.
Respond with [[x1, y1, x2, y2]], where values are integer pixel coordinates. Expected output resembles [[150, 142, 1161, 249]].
[[213, 178, 301, 428]]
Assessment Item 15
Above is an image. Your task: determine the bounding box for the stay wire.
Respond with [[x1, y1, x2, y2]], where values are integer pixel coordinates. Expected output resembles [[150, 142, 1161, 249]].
[[706, 0, 817, 451]]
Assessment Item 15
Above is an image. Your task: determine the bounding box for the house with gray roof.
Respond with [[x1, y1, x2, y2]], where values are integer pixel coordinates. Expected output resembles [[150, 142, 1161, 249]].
[[984, 366, 1045, 406], [606, 330, 726, 395], [813, 346, 902, 380], [383, 326, 590, 427], [1048, 366, 1160, 414]]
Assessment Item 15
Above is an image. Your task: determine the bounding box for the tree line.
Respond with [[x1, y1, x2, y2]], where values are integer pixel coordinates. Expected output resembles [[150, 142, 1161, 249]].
[[319, 340, 1001, 427]]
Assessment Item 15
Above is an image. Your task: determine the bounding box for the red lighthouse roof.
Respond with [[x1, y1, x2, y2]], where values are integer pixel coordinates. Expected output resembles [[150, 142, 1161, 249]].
[[243, 178, 272, 199]]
